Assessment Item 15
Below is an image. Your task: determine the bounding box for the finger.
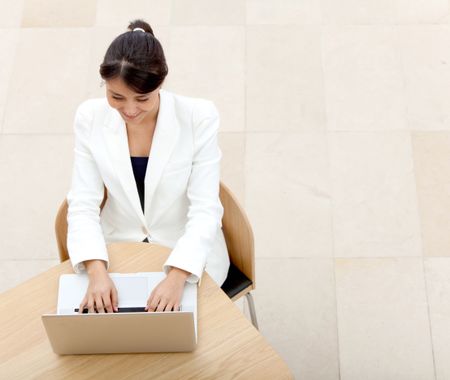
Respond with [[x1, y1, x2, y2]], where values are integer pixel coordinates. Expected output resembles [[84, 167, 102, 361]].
[[94, 295, 105, 313], [165, 302, 175, 312], [111, 287, 119, 312], [145, 291, 156, 312], [145, 290, 155, 312], [87, 296, 96, 314], [174, 303, 180, 312], [102, 293, 113, 313], [156, 298, 167, 312], [78, 297, 87, 314], [147, 296, 160, 312]]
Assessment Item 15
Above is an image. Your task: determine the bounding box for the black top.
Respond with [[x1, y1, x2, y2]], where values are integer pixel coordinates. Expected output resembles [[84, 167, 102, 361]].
[[130, 156, 149, 213]]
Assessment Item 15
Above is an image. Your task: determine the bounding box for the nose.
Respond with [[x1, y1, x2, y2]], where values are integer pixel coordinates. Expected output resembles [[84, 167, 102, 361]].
[[120, 101, 140, 113], [122, 106, 140, 115]]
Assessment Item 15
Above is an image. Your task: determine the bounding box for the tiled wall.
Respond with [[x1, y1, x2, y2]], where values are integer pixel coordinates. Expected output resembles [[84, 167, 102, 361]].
[[1, 1, 450, 379]]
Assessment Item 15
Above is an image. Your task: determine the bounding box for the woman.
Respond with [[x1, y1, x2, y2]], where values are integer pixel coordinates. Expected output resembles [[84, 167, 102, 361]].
[[67, 19, 229, 314]]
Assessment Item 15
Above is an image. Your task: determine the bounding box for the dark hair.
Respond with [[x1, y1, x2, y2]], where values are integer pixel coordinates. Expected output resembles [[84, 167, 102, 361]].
[[99, 19, 168, 94]]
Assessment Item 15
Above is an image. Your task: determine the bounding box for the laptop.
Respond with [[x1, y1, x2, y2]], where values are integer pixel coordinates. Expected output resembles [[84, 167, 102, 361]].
[[41, 272, 197, 355]]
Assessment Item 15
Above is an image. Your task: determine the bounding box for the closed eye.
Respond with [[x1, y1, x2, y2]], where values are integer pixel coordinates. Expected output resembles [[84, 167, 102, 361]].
[[112, 97, 148, 102]]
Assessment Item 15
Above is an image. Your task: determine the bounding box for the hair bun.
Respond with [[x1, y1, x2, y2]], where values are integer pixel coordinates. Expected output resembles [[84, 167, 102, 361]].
[[127, 19, 154, 36]]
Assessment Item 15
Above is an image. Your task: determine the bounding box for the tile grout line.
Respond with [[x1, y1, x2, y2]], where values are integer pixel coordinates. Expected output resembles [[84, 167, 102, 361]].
[[392, 22, 410, 133], [403, 30, 438, 366], [242, 10, 248, 320], [3, 23, 450, 30], [407, 122, 438, 379], [255, 256, 446, 260], [328, 134, 343, 380], [169, 0, 175, 26], [9, 130, 450, 136], [421, 257, 438, 380], [320, 16, 342, 380], [243, 15, 248, 211], [229, 129, 450, 134], [0, 28, 20, 135], [0, 258, 60, 261], [1, 133, 74, 136]]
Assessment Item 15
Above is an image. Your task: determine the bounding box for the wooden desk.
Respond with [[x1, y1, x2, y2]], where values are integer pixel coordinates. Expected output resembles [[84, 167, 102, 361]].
[[0, 243, 293, 379]]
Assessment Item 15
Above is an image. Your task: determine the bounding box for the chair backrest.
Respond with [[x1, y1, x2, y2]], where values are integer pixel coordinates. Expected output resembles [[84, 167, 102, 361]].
[[218, 182, 255, 287], [55, 182, 255, 286], [55, 187, 108, 264]]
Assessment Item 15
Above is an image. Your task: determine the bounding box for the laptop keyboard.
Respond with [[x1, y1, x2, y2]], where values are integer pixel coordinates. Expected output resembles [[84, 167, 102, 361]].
[[74, 307, 147, 313], [74, 306, 181, 313]]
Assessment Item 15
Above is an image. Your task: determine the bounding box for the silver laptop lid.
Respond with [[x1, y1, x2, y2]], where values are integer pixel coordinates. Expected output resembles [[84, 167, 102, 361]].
[[41, 272, 198, 354], [42, 311, 196, 354]]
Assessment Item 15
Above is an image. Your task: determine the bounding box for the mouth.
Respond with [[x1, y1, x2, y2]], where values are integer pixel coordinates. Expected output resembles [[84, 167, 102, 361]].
[[123, 112, 141, 119]]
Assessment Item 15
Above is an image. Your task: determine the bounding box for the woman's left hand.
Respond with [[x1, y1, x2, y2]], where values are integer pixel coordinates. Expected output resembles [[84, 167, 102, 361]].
[[145, 267, 191, 312]]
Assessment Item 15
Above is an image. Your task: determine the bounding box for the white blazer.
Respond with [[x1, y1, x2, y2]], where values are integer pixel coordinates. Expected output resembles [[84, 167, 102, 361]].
[[66, 88, 230, 286]]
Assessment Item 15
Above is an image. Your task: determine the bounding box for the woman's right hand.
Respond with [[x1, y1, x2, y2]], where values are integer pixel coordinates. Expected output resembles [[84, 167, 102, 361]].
[[78, 260, 119, 314]]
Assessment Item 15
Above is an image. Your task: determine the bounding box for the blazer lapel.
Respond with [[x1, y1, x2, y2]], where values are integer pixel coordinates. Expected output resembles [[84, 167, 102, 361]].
[[144, 89, 180, 218], [103, 104, 147, 226], [102, 89, 179, 226]]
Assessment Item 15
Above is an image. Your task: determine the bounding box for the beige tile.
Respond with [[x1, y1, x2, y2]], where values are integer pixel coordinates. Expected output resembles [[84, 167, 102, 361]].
[[329, 132, 422, 258], [86, 26, 171, 99], [0, 29, 19, 133], [21, 0, 96, 27], [395, 0, 449, 24], [0, 259, 59, 293], [164, 26, 245, 132], [335, 258, 435, 380], [0, 0, 23, 27], [232, 297, 256, 325], [233, 297, 245, 314], [398, 26, 450, 130], [86, 26, 124, 99], [95, 0, 171, 27], [321, 0, 395, 24], [245, 132, 332, 258], [218, 132, 245, 205], [246, 0, 322, 25], [322, 26, 406, 131], [3, 28, 91, 134], [424, 258, 450, 380], [412, 132, 450, 257], [246, 26, 326, 132], [254, 258, 339, 380], [323, 0, 449, 25], [172, 0, 245, 25], [0, 135, 74, 260]]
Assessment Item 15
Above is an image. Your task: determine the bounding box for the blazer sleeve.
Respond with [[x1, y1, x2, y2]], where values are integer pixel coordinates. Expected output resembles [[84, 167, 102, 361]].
[[66, 101, 110, 273], [162, 100, 224, 283]]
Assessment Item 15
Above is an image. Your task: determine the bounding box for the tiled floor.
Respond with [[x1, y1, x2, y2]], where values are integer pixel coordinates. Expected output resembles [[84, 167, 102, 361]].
[[1, 1, 450, 379]]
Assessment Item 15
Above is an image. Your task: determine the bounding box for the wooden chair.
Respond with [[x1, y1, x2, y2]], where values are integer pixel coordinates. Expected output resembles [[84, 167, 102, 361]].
[[55, 182, 258, 328]]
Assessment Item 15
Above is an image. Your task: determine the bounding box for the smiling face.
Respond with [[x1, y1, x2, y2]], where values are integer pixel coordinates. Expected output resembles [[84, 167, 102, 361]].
[[105, 77, 161, 126]]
